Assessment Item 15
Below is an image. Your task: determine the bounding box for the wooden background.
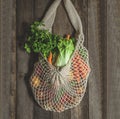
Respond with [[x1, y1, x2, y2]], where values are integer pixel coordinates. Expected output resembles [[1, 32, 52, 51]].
[[0, 0, 120, 119]]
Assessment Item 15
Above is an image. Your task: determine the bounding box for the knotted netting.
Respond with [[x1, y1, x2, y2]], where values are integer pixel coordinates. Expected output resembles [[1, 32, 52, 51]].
[[30, 0, 91, 112]]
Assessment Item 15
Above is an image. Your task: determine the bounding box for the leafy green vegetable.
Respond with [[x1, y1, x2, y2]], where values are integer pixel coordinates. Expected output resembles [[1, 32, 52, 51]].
[[24, 21, 75, 67], [24, 21, 58, 58], [55, 38, 74, 67]]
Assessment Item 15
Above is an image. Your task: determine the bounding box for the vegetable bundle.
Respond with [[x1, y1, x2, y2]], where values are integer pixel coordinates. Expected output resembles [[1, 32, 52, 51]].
[[24, 21, 75, 67]]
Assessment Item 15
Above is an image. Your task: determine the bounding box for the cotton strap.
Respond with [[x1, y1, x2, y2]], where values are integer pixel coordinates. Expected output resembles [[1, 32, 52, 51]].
[[39, 0, 84, 43]]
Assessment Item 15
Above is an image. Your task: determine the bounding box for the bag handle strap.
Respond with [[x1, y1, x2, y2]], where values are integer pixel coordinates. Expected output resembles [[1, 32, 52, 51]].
[[38, 0, 62, 32], [63, 0, 83, 33], [39, 0, 84, 43]]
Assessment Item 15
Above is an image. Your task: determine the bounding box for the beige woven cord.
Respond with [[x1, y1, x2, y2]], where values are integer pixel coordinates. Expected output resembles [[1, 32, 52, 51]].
[[30, 0, 91, 112]]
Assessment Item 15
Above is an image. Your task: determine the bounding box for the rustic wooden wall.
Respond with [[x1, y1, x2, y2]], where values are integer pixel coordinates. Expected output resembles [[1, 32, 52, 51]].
[[0, 0, 120, 119]]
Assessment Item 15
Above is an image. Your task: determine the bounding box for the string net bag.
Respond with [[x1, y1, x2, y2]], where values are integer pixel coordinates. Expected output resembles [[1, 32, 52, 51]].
[[30, 0, 91, 112]]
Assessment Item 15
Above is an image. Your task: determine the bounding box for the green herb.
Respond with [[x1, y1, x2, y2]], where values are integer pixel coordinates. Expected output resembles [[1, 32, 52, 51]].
[[24, 21, 75, 66]]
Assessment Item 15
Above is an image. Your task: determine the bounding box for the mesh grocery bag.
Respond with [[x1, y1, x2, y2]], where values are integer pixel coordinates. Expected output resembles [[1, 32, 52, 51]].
[[30, 0, 91, 112]]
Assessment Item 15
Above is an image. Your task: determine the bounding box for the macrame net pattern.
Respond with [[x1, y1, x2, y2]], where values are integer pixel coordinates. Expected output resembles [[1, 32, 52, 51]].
[[29, 0, 91, 112]]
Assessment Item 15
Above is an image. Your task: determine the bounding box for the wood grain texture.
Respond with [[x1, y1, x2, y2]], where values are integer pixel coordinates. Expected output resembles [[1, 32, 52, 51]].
[[88, 0, 107, 119], [107, 0, 120, 119], [0, 0, 1, 117], [1, 0, 120, 119], [0, 0, 16, 119], [16, 0, 34, 119]]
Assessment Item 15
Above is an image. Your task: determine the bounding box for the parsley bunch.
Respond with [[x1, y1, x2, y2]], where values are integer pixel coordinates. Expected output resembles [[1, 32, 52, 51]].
[[25, 21, 62, 58]]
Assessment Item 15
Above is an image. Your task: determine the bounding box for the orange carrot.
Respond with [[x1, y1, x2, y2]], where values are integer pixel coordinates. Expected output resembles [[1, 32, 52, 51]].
[[48, 52, 52, 64], [66, 34, 70, 40]]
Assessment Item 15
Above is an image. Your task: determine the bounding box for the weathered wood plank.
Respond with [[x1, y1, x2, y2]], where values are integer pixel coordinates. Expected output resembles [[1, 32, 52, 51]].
[[88, 0, 107, 119], [16, 0, 34, 119], [107, 0, 120, 119], [99, 1, 107, 119], [0, 0, 2, 117], [10, 0, 17, 118], [0, 0, 16, 119]]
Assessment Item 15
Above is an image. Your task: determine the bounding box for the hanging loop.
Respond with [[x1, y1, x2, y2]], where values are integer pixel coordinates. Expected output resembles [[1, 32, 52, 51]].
[[39, 0, 84, 43]]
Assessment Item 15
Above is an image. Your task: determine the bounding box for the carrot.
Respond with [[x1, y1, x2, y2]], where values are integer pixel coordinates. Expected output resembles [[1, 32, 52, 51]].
[[66, 34, 70, 40], [48, 52, 52, 64]]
